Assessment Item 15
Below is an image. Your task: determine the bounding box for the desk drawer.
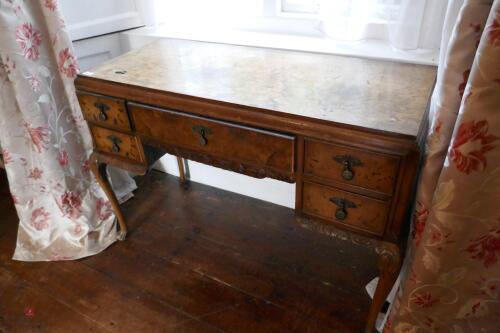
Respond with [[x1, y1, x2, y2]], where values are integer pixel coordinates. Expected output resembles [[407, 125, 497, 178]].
[[90, 126, 144, 163], [304, 139, 399, 194], [302, 181, 389, 236], [77, 92, 131, 131], [129, 104, 295, 179]]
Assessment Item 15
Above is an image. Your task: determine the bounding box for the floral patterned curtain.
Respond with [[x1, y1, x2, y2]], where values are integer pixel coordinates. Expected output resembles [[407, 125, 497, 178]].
[[385, 0, 500, 331], [0, 0, 127, 261]]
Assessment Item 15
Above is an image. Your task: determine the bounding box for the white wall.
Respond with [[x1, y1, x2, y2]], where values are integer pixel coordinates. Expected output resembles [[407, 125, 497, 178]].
[[73, 34, 125, 72], [61, 0, 151, 72], [155, 154, 295, 208], [59, 0, 149, 41]]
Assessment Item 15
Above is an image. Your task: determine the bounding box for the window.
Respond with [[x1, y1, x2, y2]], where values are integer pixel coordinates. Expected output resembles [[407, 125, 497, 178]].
[[278, 0, 405, 40], [146, 0, 444, 65], [277, 0, 402, 21], [278, 0, 320, 17], [160, 0, 406, 40]]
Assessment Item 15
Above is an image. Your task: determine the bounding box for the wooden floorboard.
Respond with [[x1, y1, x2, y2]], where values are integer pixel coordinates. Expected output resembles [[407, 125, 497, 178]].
[[0, 268, 108, 333], [0, 169, 378, 332], [0, 245, 208, 332]]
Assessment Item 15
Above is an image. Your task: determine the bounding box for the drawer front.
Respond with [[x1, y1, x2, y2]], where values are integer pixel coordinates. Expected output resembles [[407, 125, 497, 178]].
[[304, 139, 399, 194], [77, 92, 131, 131], [90, 126, 144, 163], [129, 104, 295, 177], [302, 181, 389, 236]]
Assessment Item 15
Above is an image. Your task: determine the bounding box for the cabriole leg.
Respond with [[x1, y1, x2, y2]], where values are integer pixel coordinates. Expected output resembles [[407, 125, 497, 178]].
[[90, 153, 128, 241], [365, 242, 401, 333]]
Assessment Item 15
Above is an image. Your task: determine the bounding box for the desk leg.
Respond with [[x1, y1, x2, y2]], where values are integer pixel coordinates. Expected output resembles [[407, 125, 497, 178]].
[[365, 242, 401, 333], [90, 153, 128, 241], [176, 156, 187, 184]]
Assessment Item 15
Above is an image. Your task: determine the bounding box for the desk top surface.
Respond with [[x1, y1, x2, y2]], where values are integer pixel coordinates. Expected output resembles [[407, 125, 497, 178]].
[[81, 38, 436, 137]]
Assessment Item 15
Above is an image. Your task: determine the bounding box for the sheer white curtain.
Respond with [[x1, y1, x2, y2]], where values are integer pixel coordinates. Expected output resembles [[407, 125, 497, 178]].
[[319, 0, 449, 50], [391, 0, 450, 49], [154, 0, 450, 54]]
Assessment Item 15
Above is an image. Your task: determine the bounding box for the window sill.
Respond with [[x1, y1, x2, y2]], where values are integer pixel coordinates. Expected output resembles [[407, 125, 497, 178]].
[[122, 24, 438, 66]]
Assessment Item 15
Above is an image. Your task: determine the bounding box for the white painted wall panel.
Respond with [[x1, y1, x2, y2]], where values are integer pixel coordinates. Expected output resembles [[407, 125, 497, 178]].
[[59, 0, 148, 40], [73, 34, 124, 72]]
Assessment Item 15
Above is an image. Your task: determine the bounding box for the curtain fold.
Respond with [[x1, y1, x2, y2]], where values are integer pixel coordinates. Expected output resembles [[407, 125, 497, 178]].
[[384, 0, 500, 331], [318, 0, 450, 51], [0, 0, 134, 261], [391, 0, 450, 50]]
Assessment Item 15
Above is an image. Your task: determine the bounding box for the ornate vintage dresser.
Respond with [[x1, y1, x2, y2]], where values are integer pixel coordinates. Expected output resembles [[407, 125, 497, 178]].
[[75, 38, 436, 332]]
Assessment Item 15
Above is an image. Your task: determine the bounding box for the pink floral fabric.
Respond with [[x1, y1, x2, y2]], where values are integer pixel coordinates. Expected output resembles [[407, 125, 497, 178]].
[[0, 0, 118, 260], [385, 0, 500, 331]]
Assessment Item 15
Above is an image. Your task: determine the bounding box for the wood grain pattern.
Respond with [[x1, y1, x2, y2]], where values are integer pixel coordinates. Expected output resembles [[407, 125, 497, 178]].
[[304, 139, 400, 195], [0, 170, 378, 333], [75, 78, 424, 155], [90, 125, 144, 163], [77, 92, 131, 131], [365, 242, 402, 333], [81, 38, 436, 136], [302, 181, 390, 236], [90, 153, 128, 240], [384, 148, 421, 243], [129, 103, 295, 181], [74, 39, 436, 333]]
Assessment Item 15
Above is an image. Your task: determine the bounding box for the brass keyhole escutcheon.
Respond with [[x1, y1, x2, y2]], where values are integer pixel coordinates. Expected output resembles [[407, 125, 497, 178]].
[[107, 135, 122, 153], [342, 161, 354, 180], [98, 110, 108, 121], [330, 197, 357, 221], [94, 102, 110, 121], [332, 155, 363, 181], [112, 143, 120, 153], [335, 208, 347, 220], [192, 125, 212, 146]]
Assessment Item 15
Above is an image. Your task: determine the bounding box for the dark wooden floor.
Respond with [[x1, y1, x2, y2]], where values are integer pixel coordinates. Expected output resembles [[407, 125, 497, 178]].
[[0, 169, 378, 333]]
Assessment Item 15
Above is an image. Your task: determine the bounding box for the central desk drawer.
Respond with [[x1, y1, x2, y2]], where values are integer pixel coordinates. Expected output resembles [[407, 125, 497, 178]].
[[129, 103, 295, 178]]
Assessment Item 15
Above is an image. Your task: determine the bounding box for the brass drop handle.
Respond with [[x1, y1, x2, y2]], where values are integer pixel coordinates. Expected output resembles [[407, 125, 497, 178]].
[[332, 155, 363, 181], [192, 125, 212, 146], [94, 102, 110, 121], [107, 135, 122, 153], [329, 197, 357, 221]]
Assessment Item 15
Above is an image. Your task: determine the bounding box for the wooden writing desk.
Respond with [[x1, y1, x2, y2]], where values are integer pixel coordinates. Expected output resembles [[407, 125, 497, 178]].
[[75, 38, 436, 332]]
